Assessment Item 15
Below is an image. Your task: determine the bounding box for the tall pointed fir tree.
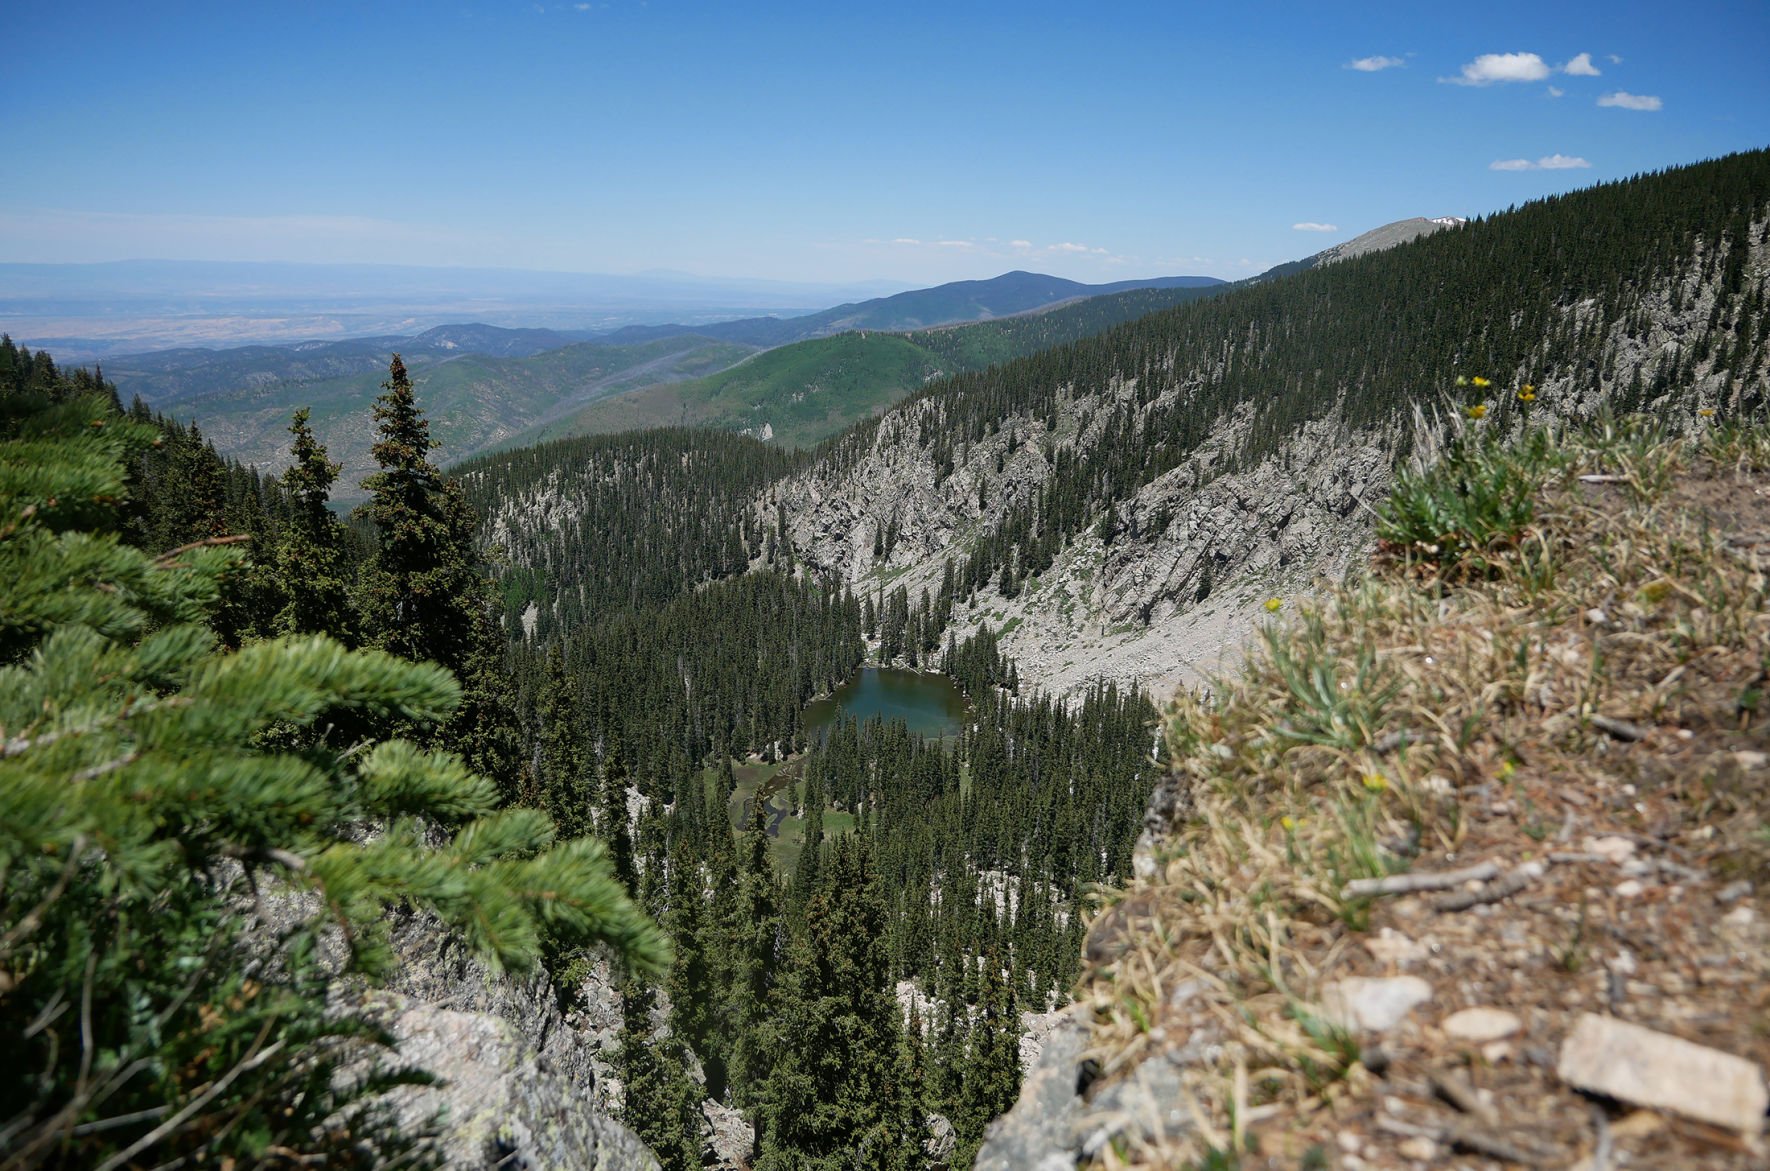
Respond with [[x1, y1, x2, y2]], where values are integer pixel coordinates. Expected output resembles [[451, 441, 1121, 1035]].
[[273, 406, 356, 641], [0, 368, 669, 1169], [754, 837, 907, 1171], [535, 643, 592, 837], [616, 979, 703, 1171], [354, 354, 520, 791], [355, 353, 473, 669]]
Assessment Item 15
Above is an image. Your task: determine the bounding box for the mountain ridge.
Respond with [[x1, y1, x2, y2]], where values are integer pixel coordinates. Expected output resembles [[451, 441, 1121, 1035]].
[[587, 269, 1226, 349]]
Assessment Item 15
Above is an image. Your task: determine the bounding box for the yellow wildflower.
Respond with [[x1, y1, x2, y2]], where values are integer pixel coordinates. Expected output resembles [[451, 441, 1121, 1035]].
[[1281, 815, 1297, 832], [1454, 375, 1470, 387], [1698, 407, 1715, 417], [1361, 773, 1388, 792], [1498, 760, 1516, 780], [1471, 376, 1492, 388], [1263, 597, 1283, 613], [1517, 385, 1537, 403], [1465, 404, 1489, 420]]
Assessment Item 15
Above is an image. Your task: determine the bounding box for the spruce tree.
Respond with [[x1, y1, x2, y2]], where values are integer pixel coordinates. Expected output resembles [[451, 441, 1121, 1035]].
[[617, 980, 703, 1171], [754, 837, 905, 1170], [355, 354, 474, 671], [354, 355, 520, 789], [273, 406, 356, 641]]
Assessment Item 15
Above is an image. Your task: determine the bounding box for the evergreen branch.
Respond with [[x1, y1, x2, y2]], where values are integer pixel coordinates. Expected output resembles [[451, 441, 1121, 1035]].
[[150, 533, 252, 566], [1, 696, 189, 760]]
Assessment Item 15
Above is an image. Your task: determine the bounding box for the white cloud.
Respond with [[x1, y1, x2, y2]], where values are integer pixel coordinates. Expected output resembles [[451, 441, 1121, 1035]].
[[1009, 239, 1032, 249], [1444, 52, 1552, 85], [1049, 242, 1091, 253], [1547, 86, 1565, 98], [1598, 90, 1662, 110], [1347, 55, 1404, 72], [892, 237, 920, 246], [1490, 154, 1591, 171], [1607, 54, 1624, 65], [1292, 222, 1339, 232], [937, 239, 975, 249], [1562, 52, 1601, 76]]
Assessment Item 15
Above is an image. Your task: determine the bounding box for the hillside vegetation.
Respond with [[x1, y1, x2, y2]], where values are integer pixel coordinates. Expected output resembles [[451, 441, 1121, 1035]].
[[526, 280, 1227, 447], [1064, 417, 1770, 1168], [134, 333, 756, 503], [760, 150, 1770, 697]]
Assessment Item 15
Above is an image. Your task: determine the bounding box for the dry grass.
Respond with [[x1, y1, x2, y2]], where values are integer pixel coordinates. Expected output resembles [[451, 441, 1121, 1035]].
[[1078, 418, 1770, 1169]]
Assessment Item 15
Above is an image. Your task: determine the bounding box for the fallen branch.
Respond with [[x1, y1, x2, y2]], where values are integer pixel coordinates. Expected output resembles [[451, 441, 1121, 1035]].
[[1589, 714, 1647, 742], [1375, 1114, 1555, 1165], [1578, 474, 1631, 484], [1432, 862, 1543, 912], [1341, 861, 1499, 901], [1431, 1068, 1498, 1126]]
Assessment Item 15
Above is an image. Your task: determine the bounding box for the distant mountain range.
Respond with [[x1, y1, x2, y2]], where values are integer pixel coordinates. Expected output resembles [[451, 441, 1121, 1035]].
[[87, 224, 1452, 495], [99, 269, 1228, 495], [591, 270, 1225, 348]]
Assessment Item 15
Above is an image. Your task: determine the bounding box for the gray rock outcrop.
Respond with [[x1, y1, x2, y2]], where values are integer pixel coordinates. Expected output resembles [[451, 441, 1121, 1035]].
[[973, 1010, 1091, 1171], [377, 996, 660, 1171]]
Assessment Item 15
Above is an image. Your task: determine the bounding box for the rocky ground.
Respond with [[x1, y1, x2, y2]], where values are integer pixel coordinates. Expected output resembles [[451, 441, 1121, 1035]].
[[979, 420, 1770, 1169]]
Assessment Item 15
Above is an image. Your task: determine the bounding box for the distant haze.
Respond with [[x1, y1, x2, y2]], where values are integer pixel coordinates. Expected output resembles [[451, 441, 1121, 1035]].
[[0, 261, 918, 359]]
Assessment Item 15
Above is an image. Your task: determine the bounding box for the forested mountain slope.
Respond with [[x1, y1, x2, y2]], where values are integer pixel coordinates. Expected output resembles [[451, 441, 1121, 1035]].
[[130, 333, 757, 504], [516, 279, 1230, 448], [107, 321, 603, 408], [762, 150, 1770, 696]]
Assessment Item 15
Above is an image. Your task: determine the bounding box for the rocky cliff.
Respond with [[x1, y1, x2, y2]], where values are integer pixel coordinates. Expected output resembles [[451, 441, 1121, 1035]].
[[764, 209, 1769, 699], [251, 897, 663, 1171]]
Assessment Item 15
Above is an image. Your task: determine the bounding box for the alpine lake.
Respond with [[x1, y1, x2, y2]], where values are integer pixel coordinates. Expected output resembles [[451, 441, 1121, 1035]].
[[722, 668, 971, 869]]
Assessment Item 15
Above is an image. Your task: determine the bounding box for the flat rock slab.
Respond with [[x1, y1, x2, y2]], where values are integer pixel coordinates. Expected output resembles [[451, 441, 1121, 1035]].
[[1441, 1006, 1522, 1044], [1557, 1013, 1768, 1137], [1321, 975, 1433, 1034]]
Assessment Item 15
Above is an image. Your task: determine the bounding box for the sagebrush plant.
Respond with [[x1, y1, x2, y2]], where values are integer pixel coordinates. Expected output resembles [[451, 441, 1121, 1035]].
[[0, 391, 669, 1169], [1079, 413, 1770, 1169]]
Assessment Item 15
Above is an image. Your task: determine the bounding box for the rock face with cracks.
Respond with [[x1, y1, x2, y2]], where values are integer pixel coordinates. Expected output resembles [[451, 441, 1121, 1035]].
[[295, 906, 659, 1170], [376, 996, 660, 1171], [767, 398, 1389, 699]]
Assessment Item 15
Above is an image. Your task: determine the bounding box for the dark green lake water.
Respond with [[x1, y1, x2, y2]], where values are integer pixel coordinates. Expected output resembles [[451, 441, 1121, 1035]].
[[803, 667, 969, 741]]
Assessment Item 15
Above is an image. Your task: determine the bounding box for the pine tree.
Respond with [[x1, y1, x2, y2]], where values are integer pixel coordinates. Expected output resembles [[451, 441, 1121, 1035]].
[[617, 980, 704, 1171], [0, 381, 669, 1169], [955, 949, 1023, 1166], [536, 644, 592, 837], [722, 819, 783, 1108], [354, 354, 520, 789], [754, 837, 905, 1170], [355, 354, 475, 671], [273, 406, 356, 641]]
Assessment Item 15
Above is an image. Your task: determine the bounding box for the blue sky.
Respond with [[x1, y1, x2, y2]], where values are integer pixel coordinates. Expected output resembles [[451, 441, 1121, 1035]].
[[4, 0, 1766, 284]]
